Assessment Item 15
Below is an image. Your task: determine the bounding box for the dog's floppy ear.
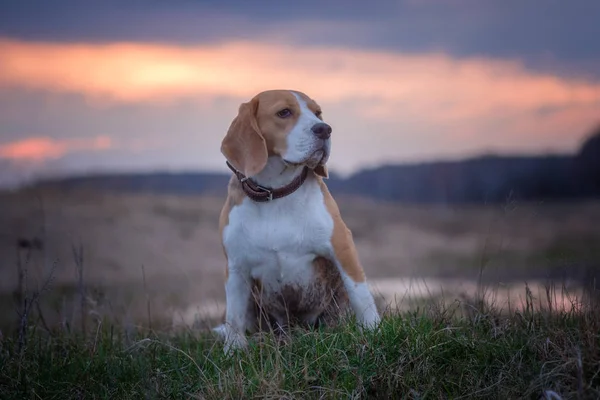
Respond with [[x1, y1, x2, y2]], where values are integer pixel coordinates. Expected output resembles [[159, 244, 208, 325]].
[[220, 98, 268, 178], [314, 164, 329, 179]]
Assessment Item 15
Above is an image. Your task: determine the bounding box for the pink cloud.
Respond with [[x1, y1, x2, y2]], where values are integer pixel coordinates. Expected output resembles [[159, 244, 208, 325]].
[[0, 136, 112, 162]]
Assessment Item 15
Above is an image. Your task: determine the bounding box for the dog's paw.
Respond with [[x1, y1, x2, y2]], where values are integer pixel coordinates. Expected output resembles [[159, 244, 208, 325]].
[[223, 334, 248, 355], [211, 324, 227, 341], [214, 324, 249, 355], [358, 311, 381, 332]]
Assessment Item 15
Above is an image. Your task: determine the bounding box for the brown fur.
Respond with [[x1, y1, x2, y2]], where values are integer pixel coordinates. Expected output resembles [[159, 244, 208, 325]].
[[218, 176, 245, 279], [248, 256, 350, 333], [220, 90, 328, 179], [318, 177, 367, 283]]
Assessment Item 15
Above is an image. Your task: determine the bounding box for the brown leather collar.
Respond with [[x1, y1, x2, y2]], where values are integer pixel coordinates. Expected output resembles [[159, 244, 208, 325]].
[[226, 161, 309, 202]]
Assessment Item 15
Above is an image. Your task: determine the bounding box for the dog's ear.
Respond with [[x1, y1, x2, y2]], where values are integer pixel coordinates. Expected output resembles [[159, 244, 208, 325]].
[[221, 97, 268, 178], [314, 164, 329, 179]]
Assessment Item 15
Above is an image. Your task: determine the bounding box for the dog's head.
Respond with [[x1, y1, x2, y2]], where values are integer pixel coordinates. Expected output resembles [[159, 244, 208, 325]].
[[221, 90, 331, 179]]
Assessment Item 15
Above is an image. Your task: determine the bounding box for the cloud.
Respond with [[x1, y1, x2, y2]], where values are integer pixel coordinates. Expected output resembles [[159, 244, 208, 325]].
[[1, 38, 599, 124], [2, 0, 599, 72], [0, 136, 112, 162], [0, 37, 599, 180]]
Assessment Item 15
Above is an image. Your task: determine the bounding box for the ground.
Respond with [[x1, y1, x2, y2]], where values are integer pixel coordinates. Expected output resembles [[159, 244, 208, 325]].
[[2, 287, 599, 399], [0, 188, 599, 333]]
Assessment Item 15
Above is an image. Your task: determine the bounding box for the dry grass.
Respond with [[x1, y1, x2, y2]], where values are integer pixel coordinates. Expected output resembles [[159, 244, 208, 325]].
[[1, 188, 599, 398], [1, 276, 599, 399], [1, 188, 599, 333]]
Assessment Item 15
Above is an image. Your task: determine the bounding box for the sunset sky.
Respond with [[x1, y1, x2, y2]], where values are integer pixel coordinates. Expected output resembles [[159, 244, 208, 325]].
[[1, 0, 600, 187]]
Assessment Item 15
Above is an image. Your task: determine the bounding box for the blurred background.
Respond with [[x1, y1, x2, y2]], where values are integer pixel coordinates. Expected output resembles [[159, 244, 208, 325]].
[[1, 0, 599, 333]]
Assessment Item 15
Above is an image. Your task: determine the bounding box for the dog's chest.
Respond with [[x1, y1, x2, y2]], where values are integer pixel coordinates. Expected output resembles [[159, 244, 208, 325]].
[[224, 180, 334, 288]]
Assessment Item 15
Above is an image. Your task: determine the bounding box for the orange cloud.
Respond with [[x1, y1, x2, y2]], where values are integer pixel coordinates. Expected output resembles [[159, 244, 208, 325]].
[[0, 37, 599, 171], [0, 38, 598, 123], [0, 136, 112, 162]]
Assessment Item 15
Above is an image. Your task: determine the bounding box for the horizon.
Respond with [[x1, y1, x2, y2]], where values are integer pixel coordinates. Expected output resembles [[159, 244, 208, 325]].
[[11, 143, 590, 191], [1, 1, 600, 188]]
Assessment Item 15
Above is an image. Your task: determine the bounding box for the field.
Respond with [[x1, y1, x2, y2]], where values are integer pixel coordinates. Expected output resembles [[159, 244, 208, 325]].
[[1, 188, 599, 332], [1, 188, 600, 398]]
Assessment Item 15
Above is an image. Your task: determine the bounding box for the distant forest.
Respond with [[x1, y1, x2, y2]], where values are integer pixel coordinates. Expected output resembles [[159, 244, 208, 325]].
[[31, 125, 600, 205]]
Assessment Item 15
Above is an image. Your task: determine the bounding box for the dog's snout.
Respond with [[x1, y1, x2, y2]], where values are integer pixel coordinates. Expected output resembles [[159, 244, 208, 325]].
[[311, 123, 332, 140]]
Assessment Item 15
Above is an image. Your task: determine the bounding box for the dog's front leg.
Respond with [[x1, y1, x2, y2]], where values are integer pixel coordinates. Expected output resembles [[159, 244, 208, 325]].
[[221, 268, 252, 354], [334, 258, 381, 330], [318, 180, 381, 330], [327, 228, 381, 330]]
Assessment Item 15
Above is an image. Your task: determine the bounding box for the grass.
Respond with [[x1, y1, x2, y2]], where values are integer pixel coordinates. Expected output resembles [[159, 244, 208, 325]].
[[1, 285, 599, 399], [2, 195, 600, 398]]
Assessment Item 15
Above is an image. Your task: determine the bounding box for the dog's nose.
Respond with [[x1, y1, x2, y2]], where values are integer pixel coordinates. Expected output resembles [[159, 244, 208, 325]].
[[311, 123, 332, 140]]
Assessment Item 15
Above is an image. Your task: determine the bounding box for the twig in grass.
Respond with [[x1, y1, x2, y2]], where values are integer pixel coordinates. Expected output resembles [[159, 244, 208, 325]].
[[35, 300, 51, 333], [141, 264, 153, 331], [15, 237, 35, 310], [575, 346, 584, 400], [543, 390, 564, 400], [16, 259, 57, 355], [90, 320, 102, 357], [72, 243, 86, 333]]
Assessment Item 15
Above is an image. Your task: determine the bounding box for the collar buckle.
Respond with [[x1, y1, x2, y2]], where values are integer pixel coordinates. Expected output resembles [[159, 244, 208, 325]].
[[254, 183, 273, 201]]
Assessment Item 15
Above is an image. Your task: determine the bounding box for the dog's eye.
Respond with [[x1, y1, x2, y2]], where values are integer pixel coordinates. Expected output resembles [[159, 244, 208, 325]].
[[277, 108, 292, 118], [315, 110, 322, 118]]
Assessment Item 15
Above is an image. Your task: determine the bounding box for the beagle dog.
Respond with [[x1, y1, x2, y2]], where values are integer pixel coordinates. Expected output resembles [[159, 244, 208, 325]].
[[213, 89, 381, 353]]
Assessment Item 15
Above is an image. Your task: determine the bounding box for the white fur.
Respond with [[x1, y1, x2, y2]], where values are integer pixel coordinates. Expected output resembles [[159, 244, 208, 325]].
[[215, 92, 380, 353], [282, 92, 331, 166], [338, 275, 381, 330]]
